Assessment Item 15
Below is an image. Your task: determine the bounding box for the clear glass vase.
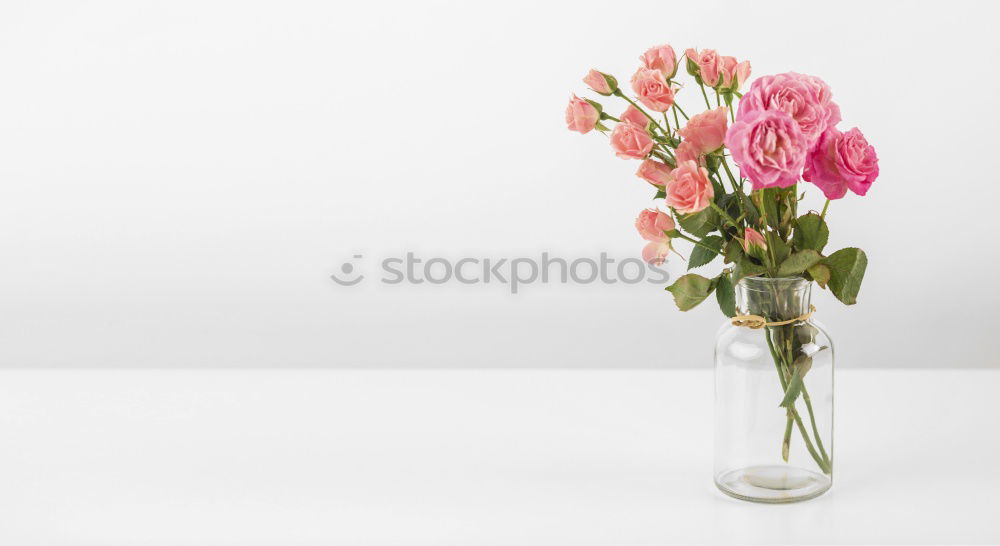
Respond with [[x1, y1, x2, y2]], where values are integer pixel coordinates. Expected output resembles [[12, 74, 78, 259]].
[[714, 276, 834, 503]]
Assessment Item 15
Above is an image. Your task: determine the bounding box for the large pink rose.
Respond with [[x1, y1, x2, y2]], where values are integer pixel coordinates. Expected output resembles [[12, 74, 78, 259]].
[[635, 208, 675, 241], [737, 72, 841, 146], [666, 160, 714, 214], [565, 94, 599, 134], [636, 159, 673, 186], [610, 121, 654, 159], [725, 109, 809, 189], [583, 69, 615, 96], [686, 48, 721, 87], [676, 107, 728, 154], [803, 127, 879, 199], [641, 45, 677, 79], [630, 68, 675, 112], [620, 105, 649, 128]]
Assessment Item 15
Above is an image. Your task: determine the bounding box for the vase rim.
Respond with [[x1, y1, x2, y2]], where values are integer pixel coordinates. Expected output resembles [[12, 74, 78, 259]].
[[738, 275, 811, 292]]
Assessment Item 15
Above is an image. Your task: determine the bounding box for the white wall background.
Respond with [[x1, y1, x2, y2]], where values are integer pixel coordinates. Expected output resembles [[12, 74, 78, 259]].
[[1, 0, 997, 368]]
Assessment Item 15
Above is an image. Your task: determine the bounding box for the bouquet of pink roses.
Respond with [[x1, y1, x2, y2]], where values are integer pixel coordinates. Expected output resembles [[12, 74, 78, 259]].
[[566, 45, 878, 488]]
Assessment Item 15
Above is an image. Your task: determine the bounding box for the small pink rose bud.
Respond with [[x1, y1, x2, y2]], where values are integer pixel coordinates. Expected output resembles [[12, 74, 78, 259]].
[[583, 69, 617, 96], [620, 105, 649, 128], [735, 60, 752, 89], [635, 208, 675, 265], [565, 94, 600, 134], [636, 159, 673, 186], [674, 140, 702, 165], [696, 49, 721, 87], [742, 227, 768, 257], [635, 208, 675, 242], [642, 240, 671, 265], [640, 45, 678, 79], [719, 56, 738, 88]]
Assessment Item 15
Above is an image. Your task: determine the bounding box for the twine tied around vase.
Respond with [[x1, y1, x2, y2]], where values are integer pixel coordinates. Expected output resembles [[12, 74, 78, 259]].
[[730, 304, 817, 329]]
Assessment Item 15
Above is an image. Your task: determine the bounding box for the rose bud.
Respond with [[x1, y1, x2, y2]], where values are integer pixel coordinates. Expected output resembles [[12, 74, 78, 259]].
[[565, 94, 600, 134], [583, 69, 617, 96]]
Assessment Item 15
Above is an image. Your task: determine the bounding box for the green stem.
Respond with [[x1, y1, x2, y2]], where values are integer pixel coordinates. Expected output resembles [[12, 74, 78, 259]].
[[715, 89, 721, 107], [673, 103, 690, 120], [672, 106, 681, 128], [698, 83, 712, 109], [782, 410, 793, 462], [709, 201, 739, 229], [801, 386, 831, 466], [720, 157, 739, 190], [671, 230, 721, 255], [614, 90, 669, 136], [820, 199, 830, 221], [764, 328, 831, 474]]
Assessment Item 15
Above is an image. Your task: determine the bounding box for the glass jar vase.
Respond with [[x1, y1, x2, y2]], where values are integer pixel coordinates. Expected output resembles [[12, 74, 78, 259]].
[[714, 276, 834, 503]]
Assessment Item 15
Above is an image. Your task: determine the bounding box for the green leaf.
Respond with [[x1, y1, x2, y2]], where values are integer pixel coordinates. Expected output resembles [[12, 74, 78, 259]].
[[794, 354, 813, 379], [675, 207, 718, 238], [769, 235, 791, 265], [807, 263, 830, 288], [739, 191, 760, 227], [723, 239, 743, 264], [653, 189, 666, 200], [715, 271, 736, 318], [823, 247, 868, 305], [688, 235, 723, 270], [780, 366, 804, 408], [792, 213, 830, 252], [665, 273, 715, 311], [777, 250, 823, 277], [732, 256, 766, 283], [760, 188, 781, 230]]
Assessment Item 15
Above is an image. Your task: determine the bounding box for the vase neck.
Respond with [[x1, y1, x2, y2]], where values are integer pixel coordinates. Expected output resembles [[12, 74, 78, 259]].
[[737, 277, 812, 321]]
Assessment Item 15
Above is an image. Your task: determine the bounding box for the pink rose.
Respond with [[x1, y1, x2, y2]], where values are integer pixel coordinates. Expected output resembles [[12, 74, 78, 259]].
[[635, 208, 675, 241], [565, 94, 599, 134], [725, 109, 809, 190], [642, 240, 671, 265], [737, 72, 841, 146], [719, 56, 738, 87], [676, 107, 728, 154], [666, 160, 714, 214], [803, 127, 879, 199], [636, 208, 675, 265], [742, 227, 767, 253], [610, 121, 654, 159], [620, 105, 649, 128], [583, 69, 616, 96], [686, 48, 721, 87], [718, 57, 751, 90], [630, 68, 675, 112], [641, 45, 677, 79], [674, 140, 702, 165], [736, 61, 752, 89], [636, 159, 673, 186]]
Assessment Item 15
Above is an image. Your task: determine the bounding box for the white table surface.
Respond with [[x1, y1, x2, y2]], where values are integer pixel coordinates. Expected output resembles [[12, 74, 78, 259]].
[[0, 369, 996, 545]]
